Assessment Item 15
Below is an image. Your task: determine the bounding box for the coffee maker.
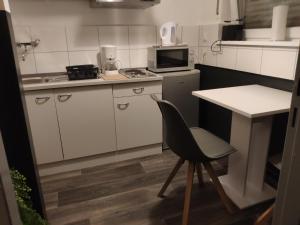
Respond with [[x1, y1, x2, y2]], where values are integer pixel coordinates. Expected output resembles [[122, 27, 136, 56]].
[[101, 45, 119, 75]]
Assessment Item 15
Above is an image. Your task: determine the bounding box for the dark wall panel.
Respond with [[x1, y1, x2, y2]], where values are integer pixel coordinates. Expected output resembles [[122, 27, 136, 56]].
[[245, 0, 300, 28], [196, 64, 294, 154]]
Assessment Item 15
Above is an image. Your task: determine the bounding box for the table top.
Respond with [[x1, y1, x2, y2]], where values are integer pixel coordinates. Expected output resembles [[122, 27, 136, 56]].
[[192, 85, 292, 118]]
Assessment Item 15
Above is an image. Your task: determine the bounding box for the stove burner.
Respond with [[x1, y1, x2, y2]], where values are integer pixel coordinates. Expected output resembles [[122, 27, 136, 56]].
[[120, 68, 156, 79]]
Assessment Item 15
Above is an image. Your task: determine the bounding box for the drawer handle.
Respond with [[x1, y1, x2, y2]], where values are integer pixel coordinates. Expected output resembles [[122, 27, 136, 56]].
[[57, 94, 72, 102], [132, 87, 144, 94], [117, 103, 129, 110], [35, 97, 50, 105]]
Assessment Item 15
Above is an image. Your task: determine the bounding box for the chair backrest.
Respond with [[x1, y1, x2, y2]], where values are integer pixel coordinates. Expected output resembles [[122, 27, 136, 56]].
[[154, 98, 206, 162]]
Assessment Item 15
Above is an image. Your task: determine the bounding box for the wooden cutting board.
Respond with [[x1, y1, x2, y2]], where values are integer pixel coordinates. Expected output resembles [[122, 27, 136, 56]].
[[101, 74, 128, 81]]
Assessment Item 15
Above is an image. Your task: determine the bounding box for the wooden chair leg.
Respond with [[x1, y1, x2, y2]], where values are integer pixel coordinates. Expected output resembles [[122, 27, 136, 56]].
[[196, 163, 204, 187], [254, 204, 274, 225], [182, 161, 195, 225], [203, 162, 236, 214], [158, 158, 185, 197]]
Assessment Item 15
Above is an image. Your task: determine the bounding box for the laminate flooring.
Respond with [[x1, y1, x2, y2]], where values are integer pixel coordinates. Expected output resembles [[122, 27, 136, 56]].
[[41, 150, 272, 225]]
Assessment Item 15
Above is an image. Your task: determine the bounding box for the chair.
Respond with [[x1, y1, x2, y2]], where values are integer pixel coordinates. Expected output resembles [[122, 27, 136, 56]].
[[153, 97, 237, 225]]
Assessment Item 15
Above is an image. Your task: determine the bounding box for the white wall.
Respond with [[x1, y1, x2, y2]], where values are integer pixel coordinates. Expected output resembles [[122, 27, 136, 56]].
[[10, 0, 219, 26], [11, 0, 219, 75]]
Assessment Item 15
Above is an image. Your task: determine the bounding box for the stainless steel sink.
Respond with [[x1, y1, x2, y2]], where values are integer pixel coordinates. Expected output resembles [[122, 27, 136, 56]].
[[22, 75, 69, 85]]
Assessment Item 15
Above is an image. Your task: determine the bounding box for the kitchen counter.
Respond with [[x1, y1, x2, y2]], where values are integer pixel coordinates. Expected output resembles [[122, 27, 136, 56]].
[[22, 75, 163, 91]]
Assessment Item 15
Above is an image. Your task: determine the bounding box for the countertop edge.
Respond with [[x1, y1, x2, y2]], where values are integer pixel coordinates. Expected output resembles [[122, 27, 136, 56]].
[[22, 76, 163, 91]]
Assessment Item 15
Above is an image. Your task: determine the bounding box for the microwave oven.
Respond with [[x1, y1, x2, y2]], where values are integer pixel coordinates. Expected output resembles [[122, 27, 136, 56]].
[[147, 46, 194, 73]]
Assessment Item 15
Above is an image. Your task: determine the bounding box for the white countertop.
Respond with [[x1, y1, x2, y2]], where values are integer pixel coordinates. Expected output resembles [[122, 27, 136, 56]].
[[192, 85, 292, 118], [22, 76, 163, 91]]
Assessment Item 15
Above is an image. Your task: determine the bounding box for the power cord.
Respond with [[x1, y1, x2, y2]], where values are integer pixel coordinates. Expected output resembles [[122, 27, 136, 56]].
[[210, 40, 222, 53]]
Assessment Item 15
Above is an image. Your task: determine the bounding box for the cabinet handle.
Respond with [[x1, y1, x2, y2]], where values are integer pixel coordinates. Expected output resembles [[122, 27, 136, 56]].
[[57, 94, 72, 102], [117, 103, 130, 110], [35, 97, 50, 105], [132, 87, 144, 94]]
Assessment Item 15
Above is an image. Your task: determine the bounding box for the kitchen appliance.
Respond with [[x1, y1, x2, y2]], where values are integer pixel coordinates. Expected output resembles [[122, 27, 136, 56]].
[[147, 45, 194, 73], [119, 68, 157, 79], [221, 24, 244, 41], [160, 69, 200, 149], [160, 22, 177, 46], [90, 0, 160, 9], [66, 64, 99, 80], [101, 45, 119, 76]]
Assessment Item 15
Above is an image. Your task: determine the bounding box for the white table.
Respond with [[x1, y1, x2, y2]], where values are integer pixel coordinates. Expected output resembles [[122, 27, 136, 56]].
[[192, 85, 292, 209]]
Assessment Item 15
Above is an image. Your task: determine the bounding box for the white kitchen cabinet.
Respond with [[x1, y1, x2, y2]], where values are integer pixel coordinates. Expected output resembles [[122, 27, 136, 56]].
[[54, 86, 116, 159], [236, 47, 263, 74], [25, 90, 63, 164], [114, 94, 162, 150], [217, 46, 237, 70], [260, 48, 298, 80]]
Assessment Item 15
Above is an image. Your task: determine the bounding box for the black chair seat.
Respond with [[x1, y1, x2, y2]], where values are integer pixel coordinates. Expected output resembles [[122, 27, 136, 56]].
[[190, 127, 236, 161]]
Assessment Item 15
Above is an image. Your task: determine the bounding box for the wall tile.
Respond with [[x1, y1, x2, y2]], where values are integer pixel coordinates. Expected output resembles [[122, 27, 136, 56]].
[[129, 26, 156, 49], [182, 26, 199, 46], [66, 26, 99, 51], [14, 26, 31, 43], [199, 24, 222, 47], [14, 26, 34, 54], [99, 26, 129, 50], [116, 50, 130, 69], [18, 53, 36, 75], [69, 51, 99, 66], [189, 46, 199, 64], [31, 26, 68, 52], [129, 49, 147, 68], [35, 52, 69, 73]]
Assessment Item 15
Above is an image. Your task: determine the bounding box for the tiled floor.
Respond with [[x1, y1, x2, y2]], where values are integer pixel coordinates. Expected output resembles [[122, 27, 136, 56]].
[[41, 150, 271, 225]]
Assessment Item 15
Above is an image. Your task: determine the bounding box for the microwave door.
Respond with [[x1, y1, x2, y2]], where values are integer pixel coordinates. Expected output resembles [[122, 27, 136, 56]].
[[157, 49, 189, 69]]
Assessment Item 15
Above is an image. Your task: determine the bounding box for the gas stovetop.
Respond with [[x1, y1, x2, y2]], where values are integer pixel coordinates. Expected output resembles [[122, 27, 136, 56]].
[[119, 68, 157, 79]]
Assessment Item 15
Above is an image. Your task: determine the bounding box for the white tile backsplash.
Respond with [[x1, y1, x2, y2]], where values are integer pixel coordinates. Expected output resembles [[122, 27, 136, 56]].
[[99, 26, 129, 50], [15, 24, 208, 74], [69, 51, 99, 66], [14, 26, 32, 43], [31, 26, 68, 52], [66, 26, 99, 51], [129, 49, 148, 68], [189, 46, 199, 64], [18, 53, 36, 75], [35, 52, 69, 73], [129, 26, 156, 49], [182, 26, 199, 46], [116, 50, 130, 69]]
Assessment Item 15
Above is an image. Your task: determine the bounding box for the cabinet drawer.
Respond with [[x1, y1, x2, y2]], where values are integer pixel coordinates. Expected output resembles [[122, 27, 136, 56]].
[[113, 81, 162, 97], [260, 48, 298, 80], [236, 47, 262, 74]]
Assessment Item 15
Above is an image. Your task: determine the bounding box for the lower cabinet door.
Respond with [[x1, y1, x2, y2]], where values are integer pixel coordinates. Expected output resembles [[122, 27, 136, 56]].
[[25, 91, 63, 164], [114, 94, 162, 150], [54, 86, 117, 159]]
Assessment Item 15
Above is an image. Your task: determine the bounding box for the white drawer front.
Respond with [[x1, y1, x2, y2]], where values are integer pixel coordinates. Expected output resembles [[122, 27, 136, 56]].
[[236, 47, 262, 74], [217, 47, 237, 70], [113, 81, 162, 97], [261, 48, 298, 80]]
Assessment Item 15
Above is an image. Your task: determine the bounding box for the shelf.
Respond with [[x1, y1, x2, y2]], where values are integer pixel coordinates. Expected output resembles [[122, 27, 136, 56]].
[[219, 40, 300, 48]]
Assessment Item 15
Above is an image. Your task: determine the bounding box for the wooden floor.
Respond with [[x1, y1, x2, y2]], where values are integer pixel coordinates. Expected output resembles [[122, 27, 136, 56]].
[[41, 150, 272, 225]]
